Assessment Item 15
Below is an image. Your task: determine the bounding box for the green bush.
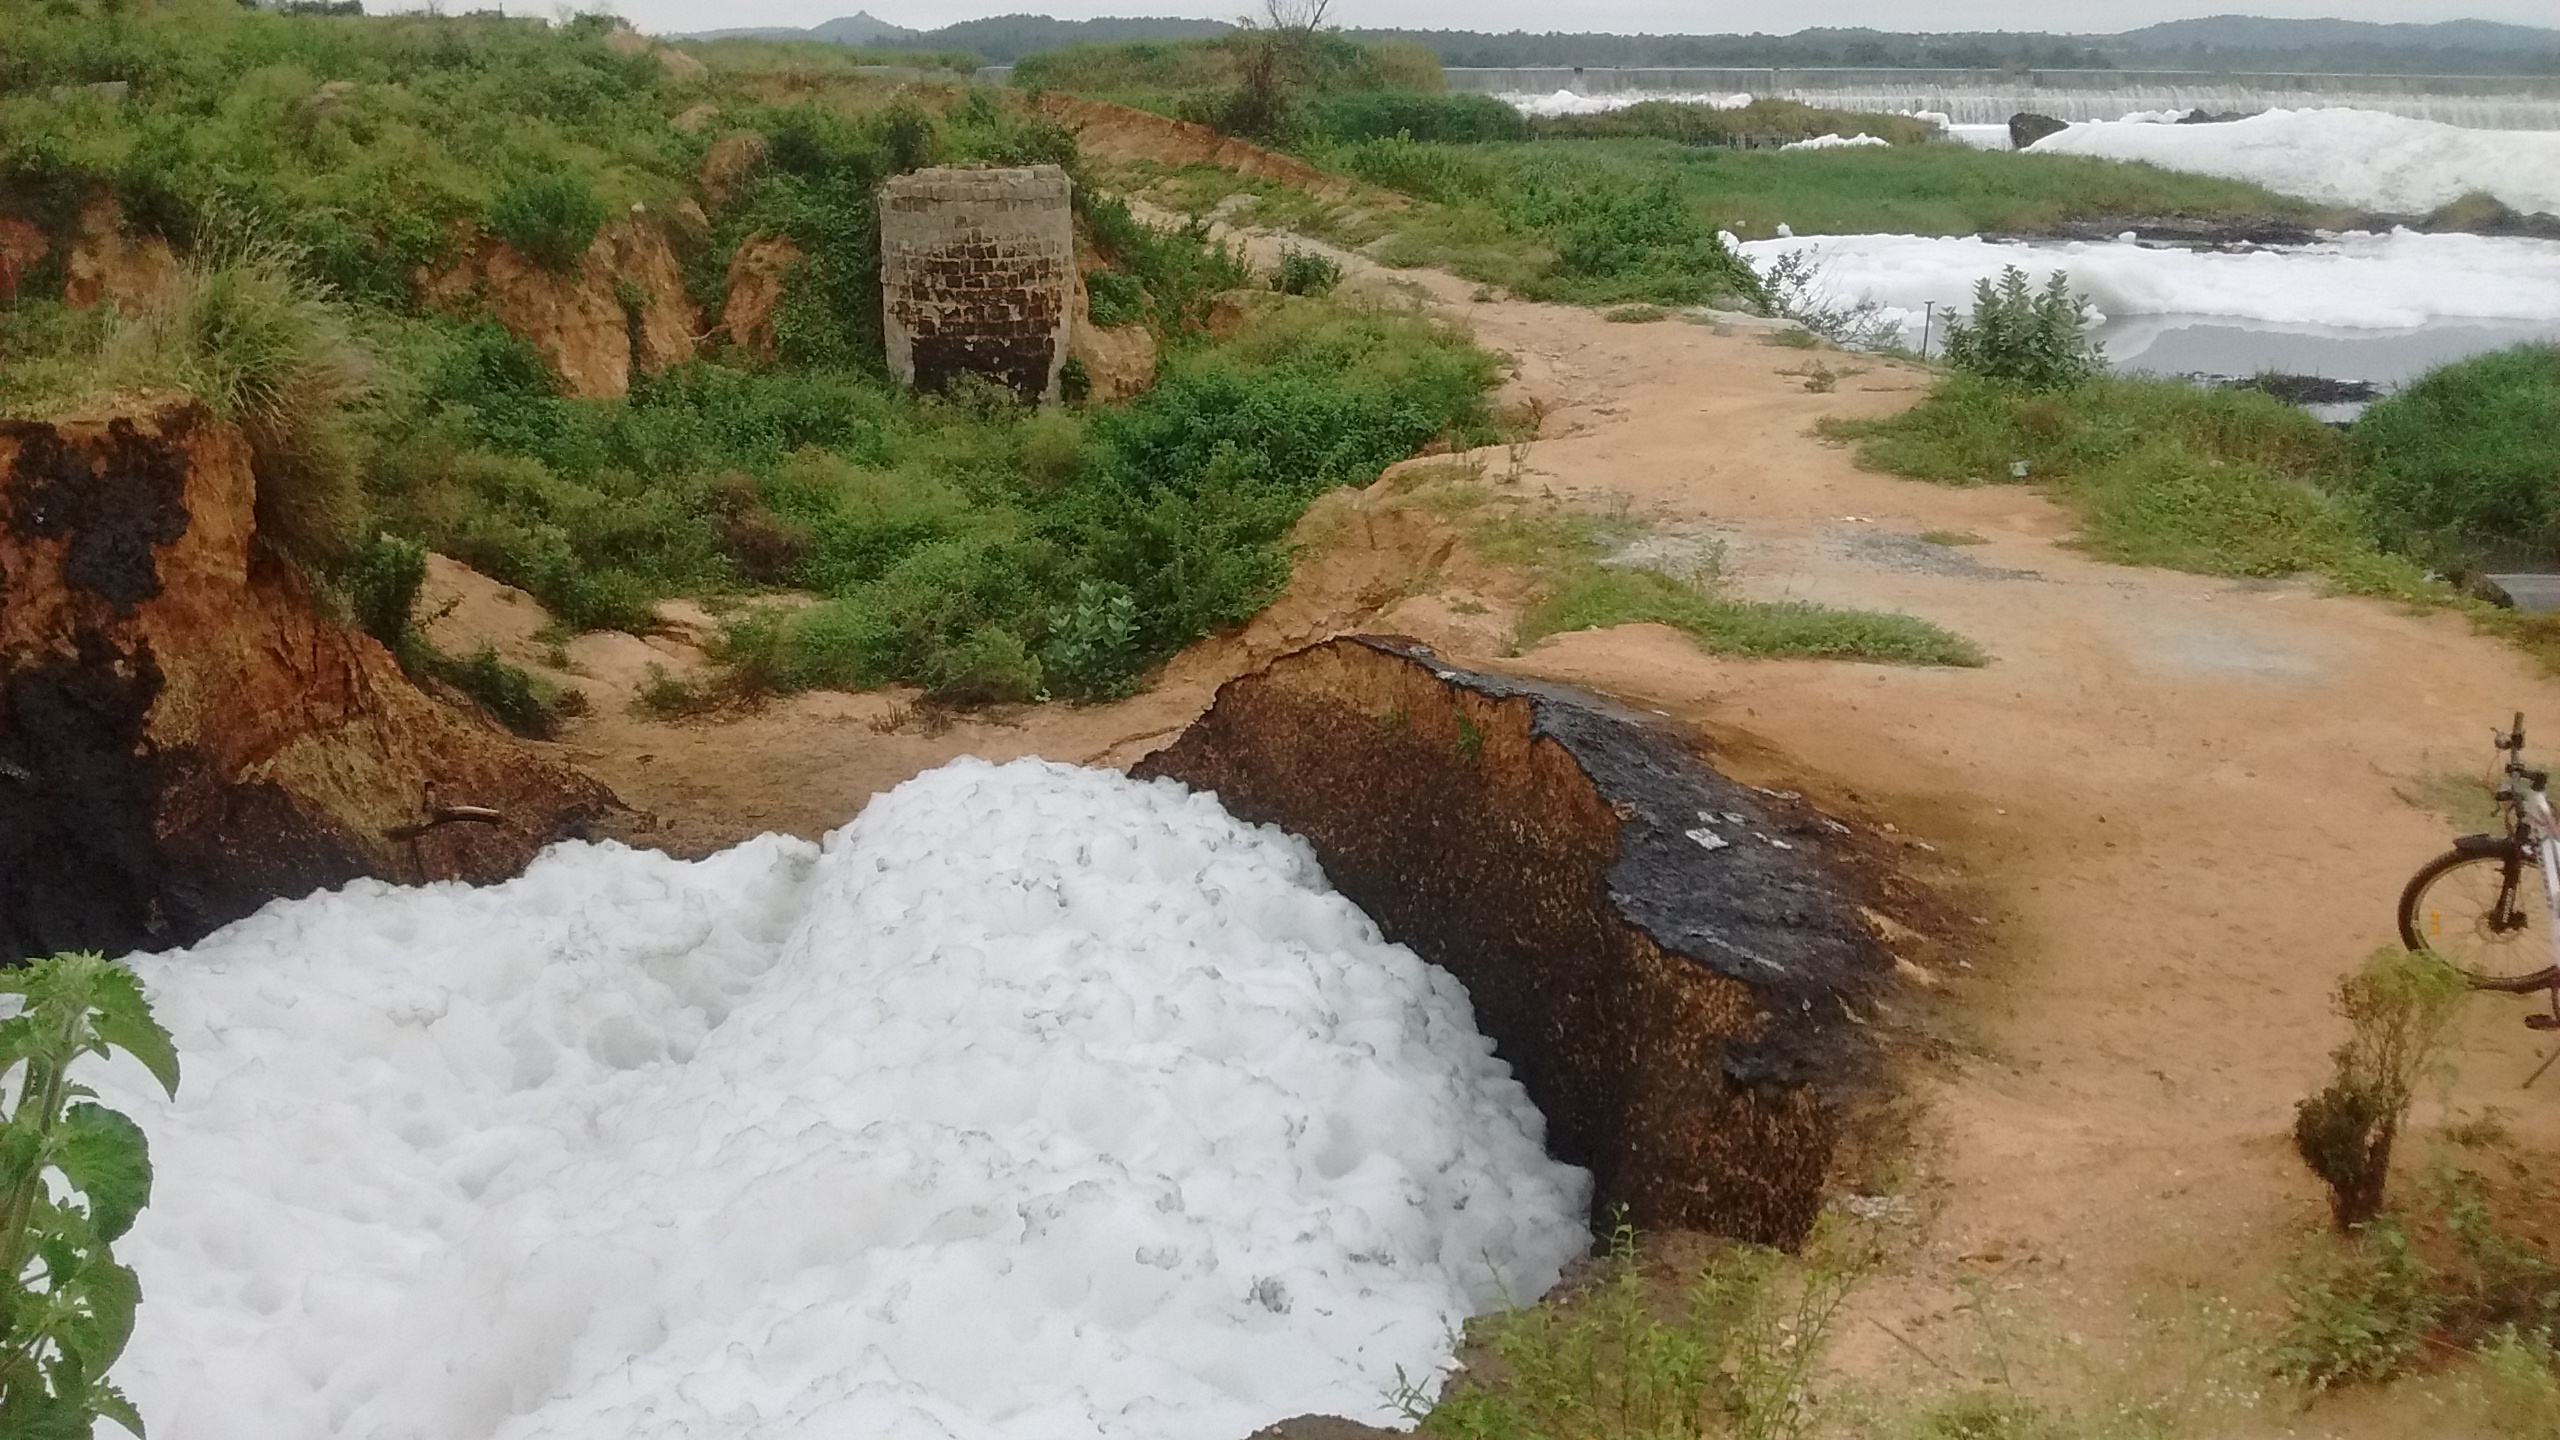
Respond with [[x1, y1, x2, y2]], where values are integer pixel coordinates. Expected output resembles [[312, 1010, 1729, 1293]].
[[486, 173, 607, 274], [1523, 565, 1986, 666], [421, 644, 577, 738], [1531, 97, 1937, 147], [1823, 376, 2440, 600], [0, 952, 181, 1440], [1303, 91, 1528, 145], [343, 531, 429, 650], [1084, 270, 1146, 328], [1939, 266, 2104, 391], [1271, 245, 1341, 297], [2345, 343, 2560, 567]]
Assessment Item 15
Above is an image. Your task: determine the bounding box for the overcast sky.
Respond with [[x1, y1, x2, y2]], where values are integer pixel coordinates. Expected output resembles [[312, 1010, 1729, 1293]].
[[603, 1, 2560, 37]]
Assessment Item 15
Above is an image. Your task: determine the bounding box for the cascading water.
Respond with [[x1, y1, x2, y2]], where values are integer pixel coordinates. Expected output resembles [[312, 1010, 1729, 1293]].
[[1461, 67, 2560, 129]]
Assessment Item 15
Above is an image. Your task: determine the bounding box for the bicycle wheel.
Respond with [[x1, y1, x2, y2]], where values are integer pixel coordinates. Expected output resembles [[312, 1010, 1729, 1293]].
[[2398, 848, 2551, 984]]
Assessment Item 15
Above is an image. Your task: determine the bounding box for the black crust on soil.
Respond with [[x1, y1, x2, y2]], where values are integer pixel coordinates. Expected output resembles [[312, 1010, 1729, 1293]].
[[5, 416, 192, 615], [1354, 636, 1884, 1081]]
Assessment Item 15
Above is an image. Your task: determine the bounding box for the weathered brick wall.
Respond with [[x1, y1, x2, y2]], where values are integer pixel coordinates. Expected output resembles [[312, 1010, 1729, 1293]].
[[879, 165, 1074, 404]]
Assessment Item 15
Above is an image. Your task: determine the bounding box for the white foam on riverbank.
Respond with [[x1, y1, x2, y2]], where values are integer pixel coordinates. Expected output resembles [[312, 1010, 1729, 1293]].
[[2027, 108, 2560, 216], [1738, 229, 2560, 354], [98, 758, 1591, 1440]]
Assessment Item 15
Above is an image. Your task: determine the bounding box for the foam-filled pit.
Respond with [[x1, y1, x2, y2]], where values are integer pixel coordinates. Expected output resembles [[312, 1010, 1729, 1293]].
[[97, 757, 1590, 1440], [1136, 637, 1891, 1246]]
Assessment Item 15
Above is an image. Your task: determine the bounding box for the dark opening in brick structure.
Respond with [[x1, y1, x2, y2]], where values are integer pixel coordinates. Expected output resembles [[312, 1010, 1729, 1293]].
[[879, 165, 1075, 404]]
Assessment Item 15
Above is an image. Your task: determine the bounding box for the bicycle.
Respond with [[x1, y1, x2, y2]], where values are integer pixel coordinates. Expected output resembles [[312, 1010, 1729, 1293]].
[[2398, 713, 2560, 1049]]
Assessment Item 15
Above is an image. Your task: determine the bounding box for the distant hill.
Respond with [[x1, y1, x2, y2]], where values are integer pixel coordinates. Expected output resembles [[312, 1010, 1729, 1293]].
[[2111, 16, 2560, 54], [1345, 16, 2560, 75], [680, 12, 1231, 65], [677, 13, 2560, 76]]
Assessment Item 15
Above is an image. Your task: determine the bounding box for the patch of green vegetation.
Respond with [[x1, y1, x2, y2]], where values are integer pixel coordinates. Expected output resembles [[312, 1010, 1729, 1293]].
[[1530, 97, 1938, 148], [1527, 565, 1987, 666], [1303, 90, 1527, 144], [1604, 304, 1670, 323], [1917, 530, 1987, 547], [486, 172, 608, 275], [0, 0, 702, 302], [2400, 769, 2506, 832], [423, 644, 582, 739], [2340, 343, 2560, 571], [1458, 499, 1984, 666], [1823, 376, 2439, 599], [1011, 30, 1442, 138], [1271, 244, 1341, 296], [694, 297, 1496, 702], [1408, 1219, 1870, 1439]]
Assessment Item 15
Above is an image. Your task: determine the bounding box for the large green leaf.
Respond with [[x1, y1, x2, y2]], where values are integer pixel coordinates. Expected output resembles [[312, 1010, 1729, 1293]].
[[83, 971, 177, 1102], [53, 1107, 151, 1244]]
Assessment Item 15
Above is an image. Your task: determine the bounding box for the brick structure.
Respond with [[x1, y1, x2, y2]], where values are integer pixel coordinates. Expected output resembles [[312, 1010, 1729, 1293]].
[[879, 165, 1075, 404]]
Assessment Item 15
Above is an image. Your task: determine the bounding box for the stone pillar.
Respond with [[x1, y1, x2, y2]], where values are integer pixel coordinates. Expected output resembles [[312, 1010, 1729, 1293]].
[[878, 165, 1075, 404]]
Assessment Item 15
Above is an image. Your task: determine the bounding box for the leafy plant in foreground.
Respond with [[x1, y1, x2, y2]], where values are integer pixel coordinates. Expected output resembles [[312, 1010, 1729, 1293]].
[[0, 953, 181, 1438], [1940, 266, 2103, 392]]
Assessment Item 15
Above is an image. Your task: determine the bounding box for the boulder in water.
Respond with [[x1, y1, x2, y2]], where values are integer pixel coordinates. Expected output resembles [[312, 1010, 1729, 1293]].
[[2009, 111, 2069, 149]]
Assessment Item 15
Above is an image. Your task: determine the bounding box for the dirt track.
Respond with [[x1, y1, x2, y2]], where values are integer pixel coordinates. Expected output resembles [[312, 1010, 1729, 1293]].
[[431, 239, 2560, 1432]]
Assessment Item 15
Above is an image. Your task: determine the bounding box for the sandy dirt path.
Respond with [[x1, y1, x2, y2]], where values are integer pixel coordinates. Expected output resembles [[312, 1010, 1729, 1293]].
[[428, 229, 2560, 1430], [1353, 264, 2560, 1431]]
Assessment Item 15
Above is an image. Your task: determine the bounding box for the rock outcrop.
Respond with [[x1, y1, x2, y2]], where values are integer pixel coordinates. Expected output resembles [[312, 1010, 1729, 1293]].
[[1135, 637, 1889, 1245], [2008, 111, 2069, 150], [0, 398, 618, 962], [418, 218, 698, 399]]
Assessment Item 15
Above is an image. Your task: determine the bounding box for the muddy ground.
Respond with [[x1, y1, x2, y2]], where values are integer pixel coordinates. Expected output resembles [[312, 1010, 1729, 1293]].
[[426, 230, 2560, 1435]]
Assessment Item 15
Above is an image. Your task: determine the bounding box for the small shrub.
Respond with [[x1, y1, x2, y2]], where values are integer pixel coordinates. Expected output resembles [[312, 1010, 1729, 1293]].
[[1939, 267, 2103, 392], [1605, 305, 1670, 324], [2292, 948, 2470, 1230], [1040, 579, 1141, 699], [343, 533, 429, 651], [721, 510, 815, 586], [487, 173, 607, 274], [0, 952, 182, 1440], [423, 645, 571, 739], [1085, 270, 1146, 328], [1059, 356, 1093, 403], [1272, 246, 1342, 297]]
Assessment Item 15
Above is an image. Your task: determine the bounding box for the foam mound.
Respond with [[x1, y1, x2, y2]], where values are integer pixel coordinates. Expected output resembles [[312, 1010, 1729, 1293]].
[[98, 758, 1591, 1440], [2027, 108, 2560, 217], [1735, 229, 2560, 346]]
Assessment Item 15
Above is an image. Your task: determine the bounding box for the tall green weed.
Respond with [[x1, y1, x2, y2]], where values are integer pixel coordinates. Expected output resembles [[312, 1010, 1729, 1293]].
[[0, 952, 181, 1439]]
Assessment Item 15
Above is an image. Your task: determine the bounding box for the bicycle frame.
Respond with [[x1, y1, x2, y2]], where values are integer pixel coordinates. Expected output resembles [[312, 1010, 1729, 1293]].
[[2507, 780, 2560, 978]]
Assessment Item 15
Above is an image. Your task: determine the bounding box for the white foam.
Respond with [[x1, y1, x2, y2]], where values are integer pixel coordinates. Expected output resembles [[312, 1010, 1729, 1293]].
[[2026, 108, 2560, 216], [1501, 88, 1752, 117], [97, 758, 1591, 1440], [1739, 229, 2560, 349], [1781, 133, 1890, 150]]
